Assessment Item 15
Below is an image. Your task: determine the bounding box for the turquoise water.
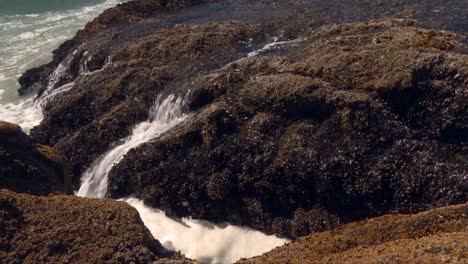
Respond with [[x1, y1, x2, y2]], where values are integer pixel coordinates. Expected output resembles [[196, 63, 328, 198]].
[[0, 0, 124, 129]]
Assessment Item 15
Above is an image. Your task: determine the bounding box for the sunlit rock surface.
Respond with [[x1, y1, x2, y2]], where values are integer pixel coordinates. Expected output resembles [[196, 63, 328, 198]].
[[18, 0, 467, 239], [238, 203, 468, 263]]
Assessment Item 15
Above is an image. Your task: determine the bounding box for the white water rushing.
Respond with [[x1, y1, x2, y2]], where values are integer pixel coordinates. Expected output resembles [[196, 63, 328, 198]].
[[77, 94, 188, 198], [77, 94, 289, 263], [0, 0, 125, 131], [2, 0, 288, 262], [126, 198, 288, 264], [0, 50, 78, 132], [247, 37, 304, 58]]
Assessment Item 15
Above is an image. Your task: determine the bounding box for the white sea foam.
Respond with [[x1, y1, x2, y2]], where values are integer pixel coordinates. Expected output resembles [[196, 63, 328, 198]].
[[247, 37, 304, 57], [1, 1, 293, 261], [0, 79, 76, 132], [77, 94, 189, 199], [77, 94, 289, 263], [40, 82, 75, 105], [0, 51, 76, 132], [13, 31, 37, 41], [0, 0, 125, 130], [125, 198, 289, 264], [0, 97, 43, 132]]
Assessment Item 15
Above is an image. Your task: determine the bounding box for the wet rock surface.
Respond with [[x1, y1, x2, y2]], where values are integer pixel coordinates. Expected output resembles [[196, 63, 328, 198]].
[[19, 0, 468, 239], [0, 189, 195, 264], [0, 121, 71, 195], [237, 203, 468, 264], [109, 20, 468, 238]]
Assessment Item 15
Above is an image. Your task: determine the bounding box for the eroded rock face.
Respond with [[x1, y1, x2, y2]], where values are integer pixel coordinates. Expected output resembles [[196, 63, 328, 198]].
[[0, 121, 71, 195], [0, 189, 194, 264], [237, 203, 468, 264], [108, 20, 468, 238], [21, 0, 467, 239]]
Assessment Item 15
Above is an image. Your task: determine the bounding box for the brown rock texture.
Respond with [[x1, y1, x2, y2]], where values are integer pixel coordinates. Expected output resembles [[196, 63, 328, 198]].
[[17, 0, 467, 239], [0, 189, 194, 264], [109, 20, 468, 238], [237, 203, 468, 264], [0, 121, 71, 195], [18, 0, 212, 97]]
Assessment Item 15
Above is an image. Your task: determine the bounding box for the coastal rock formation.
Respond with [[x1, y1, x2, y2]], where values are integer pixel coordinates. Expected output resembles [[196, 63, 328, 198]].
[[27, 2, 266, 186], [20, 0, 467, 239], [108, 20, 468, 238], [0, 189, 194, 264], [0, 121, 71, 195], [17, 0, 210, 97], [237, 203, 468, 264]]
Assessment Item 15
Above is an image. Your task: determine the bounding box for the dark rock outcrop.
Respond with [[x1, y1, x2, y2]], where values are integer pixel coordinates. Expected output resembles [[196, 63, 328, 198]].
[[20, 0, 467, 239], [237, 203, 468, 264], [0, 189, 195, 264], [0, 121, 71, 195], [108, 20, 468, 238], [27, 2, 269, 186]]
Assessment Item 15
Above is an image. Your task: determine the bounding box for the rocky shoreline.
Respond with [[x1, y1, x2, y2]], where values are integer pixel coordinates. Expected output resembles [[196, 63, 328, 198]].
[[0, 188, 195, 263], [1, 0, 467, 263], [107, 19, 467, 238], [238, 203, 468, 263], [0, 121, 71, 195]]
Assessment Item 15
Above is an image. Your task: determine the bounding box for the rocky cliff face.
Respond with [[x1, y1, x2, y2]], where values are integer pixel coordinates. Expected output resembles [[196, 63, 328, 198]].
[[0, 189, 194, 263], [237, 203, 468, 263], [18, 0, 467, 239], [0, 121, 71, 195]]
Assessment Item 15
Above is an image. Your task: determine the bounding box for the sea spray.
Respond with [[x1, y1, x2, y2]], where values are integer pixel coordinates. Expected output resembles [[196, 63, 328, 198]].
[[0, 96, 43, 131], [0, 52, 76, 132], [0, 50, 113, 131], [77, 93, 289, 263]]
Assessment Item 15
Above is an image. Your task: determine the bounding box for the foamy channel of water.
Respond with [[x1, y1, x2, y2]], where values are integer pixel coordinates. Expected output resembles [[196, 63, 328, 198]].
[[77, 94, 289, 263]]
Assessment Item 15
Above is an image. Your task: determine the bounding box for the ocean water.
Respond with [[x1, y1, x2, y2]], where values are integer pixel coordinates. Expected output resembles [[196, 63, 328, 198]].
[[0, 3, 289, 262], [0, 0, 124, 129], [76, 93, 289, 263]]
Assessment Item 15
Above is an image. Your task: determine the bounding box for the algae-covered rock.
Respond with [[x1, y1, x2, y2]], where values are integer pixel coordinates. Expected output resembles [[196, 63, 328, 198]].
[[109, 20, 468, 238], [0, 189, 195, 264], [0, 121, 71, 195], [237, 203, 468, 264], [17, 0, 467, 239]]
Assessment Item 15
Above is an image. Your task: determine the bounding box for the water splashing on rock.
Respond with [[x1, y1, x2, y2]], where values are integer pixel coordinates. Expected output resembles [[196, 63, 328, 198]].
[[77, 94, 188, 198], [76, 93, 289, 263]]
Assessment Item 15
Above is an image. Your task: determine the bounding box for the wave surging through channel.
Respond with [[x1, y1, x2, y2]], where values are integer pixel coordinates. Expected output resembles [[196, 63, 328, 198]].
[[126, 198, 288, 264], [77, 94, 289, 263], [2, 1, 290, 260], [77, 94, 188, 199]]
